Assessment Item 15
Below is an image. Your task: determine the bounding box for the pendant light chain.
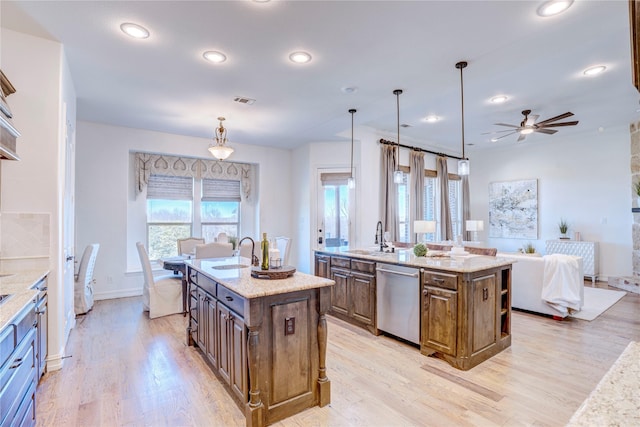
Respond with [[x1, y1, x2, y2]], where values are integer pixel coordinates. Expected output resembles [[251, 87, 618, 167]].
[[393, 89, 404, 184], [349, 109, 356, 188], [456, 61, 470, 176]]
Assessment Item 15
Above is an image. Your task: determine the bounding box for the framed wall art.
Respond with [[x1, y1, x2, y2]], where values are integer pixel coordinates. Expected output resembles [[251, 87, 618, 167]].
[[489, 179, 538, 239]]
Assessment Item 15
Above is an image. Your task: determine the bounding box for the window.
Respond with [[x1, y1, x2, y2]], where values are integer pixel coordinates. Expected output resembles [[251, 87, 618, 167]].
[[146, 175, 193, 260], [397, 172, 410, 243], [320, 172, 352, 248], [201, 179, 240, 242]]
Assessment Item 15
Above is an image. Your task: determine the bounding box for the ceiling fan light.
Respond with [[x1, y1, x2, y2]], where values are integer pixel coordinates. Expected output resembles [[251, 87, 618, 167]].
[[583, 65, 606, 76], [520, 128, 534, 135], [537, 0, 573, 17], [458, 159, 469, 176]]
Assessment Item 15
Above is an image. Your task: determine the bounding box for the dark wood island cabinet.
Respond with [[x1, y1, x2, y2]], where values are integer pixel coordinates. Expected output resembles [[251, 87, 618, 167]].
[[187, 257, 334, 427]]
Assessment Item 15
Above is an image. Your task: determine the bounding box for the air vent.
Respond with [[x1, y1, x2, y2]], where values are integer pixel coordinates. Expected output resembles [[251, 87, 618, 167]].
[[234, 96, 256, 105], [400, 123, 411, 128]]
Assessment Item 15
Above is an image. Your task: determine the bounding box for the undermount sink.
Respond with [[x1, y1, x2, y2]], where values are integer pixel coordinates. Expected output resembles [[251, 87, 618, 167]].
[[211, 264, 250, 270]]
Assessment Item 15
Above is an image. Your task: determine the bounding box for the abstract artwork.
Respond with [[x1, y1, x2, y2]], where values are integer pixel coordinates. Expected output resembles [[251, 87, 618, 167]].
[[489, 179, 538, 239]]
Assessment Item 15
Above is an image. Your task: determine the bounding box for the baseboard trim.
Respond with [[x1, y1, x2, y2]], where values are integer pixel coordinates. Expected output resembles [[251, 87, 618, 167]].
[[94, 288, 142, 301], [46, 351, 65, 371]]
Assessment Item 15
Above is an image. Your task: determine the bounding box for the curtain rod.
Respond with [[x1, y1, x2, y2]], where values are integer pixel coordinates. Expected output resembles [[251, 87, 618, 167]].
[[379, 139, 466, 161]]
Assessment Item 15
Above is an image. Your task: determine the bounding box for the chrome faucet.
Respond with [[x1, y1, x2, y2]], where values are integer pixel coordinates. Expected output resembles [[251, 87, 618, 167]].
[[375, 221, 384, 252], [238, 236, 259, 266]]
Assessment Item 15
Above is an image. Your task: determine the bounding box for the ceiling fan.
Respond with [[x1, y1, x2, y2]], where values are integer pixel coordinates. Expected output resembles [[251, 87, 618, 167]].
[[485, 109, 579, 142]]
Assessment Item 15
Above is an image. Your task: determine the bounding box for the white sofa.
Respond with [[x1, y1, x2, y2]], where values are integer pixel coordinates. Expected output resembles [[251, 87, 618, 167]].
[[498, 252, 584, 318]]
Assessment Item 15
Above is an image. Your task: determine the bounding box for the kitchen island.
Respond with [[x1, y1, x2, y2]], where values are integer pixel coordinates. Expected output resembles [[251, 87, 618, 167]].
[[315, 248, 513, 370], [186, 257, 334, 427]]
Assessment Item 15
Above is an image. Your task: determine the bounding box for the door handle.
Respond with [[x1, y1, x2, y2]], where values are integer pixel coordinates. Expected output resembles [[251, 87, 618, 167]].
[[376, 268, 419, 277], [483, 288, 488, 301], [66, 256, 74, 261]]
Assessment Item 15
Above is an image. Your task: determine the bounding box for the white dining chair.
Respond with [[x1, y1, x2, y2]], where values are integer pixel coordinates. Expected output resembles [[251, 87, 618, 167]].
[[275, 236, 291, 266], [74, 243, 100, 315], [195, 242, 234, 259], [177, 237, 204, 256], [136, 242, 183, 319]]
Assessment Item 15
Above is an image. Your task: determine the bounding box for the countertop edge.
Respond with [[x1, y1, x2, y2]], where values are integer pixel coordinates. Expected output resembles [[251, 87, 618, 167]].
[[0, 270, 50, 331]]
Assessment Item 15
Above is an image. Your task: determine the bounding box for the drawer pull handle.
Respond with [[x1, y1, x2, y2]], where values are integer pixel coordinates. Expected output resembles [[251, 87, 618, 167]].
[[225, 296, 233, 302], [10, 358, 24, 369], [432, 277, 445, 283]]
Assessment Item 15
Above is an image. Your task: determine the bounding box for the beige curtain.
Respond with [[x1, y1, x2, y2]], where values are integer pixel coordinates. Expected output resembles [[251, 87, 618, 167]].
[[436, 156, 453, 240], [409, 150, 425, 243], [380, 144, 399, 241], [462, 174, 471, 241]]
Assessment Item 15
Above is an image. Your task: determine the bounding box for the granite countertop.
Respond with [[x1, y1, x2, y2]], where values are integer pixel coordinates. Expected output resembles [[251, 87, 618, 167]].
[[186, 256, 334, 299], [0, 269, 49, 331], [316, 247, 515, 273]]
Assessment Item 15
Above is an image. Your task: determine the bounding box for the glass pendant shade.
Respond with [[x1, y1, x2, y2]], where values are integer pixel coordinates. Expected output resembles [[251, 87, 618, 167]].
[[348, 176, 355, 189], [458, 158, 469, 176], [394, 169, 404, 183], [209, 144, 234, 160]]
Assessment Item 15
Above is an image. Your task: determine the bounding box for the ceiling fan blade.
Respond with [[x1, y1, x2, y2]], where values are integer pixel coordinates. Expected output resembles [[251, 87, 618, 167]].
[[536, 112, 574, 126], [481, 129, 517, 135], [533, 128, 557, 135], [517, 133, 527, 142], [491, 132, 518, 141], [538, 120, 579, 128], [525, 114, 539, 126], [494, 123, 520, 128]]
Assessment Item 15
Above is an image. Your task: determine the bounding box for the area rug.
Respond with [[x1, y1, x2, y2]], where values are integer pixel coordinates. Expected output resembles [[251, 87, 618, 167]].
[[570, 287, 626, 321], [566, 341, 640, 426]]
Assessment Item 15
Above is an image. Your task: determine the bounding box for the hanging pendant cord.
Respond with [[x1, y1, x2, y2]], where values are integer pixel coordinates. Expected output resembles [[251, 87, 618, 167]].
[[349, 108, 356, 177], [393, 89, 402, 166], [456, 61, 467, 159]]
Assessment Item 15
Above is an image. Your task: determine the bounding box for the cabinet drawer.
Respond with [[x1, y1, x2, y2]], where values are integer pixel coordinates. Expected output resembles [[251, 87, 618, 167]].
[[331, 256, 351, 269], [196, 273, 217, 296], [217, 286, 245, 317], [423, 271, 458, 291], [0, 329, 35, 427], [351, 259, 376, 274]]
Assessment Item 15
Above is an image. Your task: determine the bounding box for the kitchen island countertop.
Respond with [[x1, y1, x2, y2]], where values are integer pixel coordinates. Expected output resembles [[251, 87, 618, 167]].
[[0, 269, 49, 331]]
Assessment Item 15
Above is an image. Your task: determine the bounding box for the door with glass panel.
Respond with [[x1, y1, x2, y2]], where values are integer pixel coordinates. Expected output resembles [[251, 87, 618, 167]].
[[317, 171, 354, 249]]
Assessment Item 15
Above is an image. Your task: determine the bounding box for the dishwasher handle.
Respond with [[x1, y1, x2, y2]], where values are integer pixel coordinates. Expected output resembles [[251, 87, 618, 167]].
[[376, 267, 419, 278]]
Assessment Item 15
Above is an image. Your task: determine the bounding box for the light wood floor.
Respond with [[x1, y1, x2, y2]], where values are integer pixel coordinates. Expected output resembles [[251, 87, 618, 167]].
[[36, 282, 639, 427]]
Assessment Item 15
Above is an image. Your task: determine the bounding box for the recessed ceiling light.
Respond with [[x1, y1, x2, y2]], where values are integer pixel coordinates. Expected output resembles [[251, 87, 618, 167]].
[[120, 22, 150, 39], [423, 115, 440, 123], [289, 51, 312, 64], [490, 137, 499, 142], [537, 0, 574, 17], [583, 65, 606, 76], [490, 95, 508, 104], [203, 51, 227, 64]]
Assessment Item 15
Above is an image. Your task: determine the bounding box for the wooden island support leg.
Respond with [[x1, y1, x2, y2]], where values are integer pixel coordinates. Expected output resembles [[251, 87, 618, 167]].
[[246, 325, 264, 427], [317, 287, 331, 407]]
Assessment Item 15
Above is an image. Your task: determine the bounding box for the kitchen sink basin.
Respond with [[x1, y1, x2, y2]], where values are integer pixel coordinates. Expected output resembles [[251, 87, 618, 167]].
[[211, 264, 250, 270]]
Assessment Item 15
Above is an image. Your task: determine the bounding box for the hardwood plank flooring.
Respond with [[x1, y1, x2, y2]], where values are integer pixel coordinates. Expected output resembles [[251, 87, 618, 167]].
[[36, 282, 639, 426]]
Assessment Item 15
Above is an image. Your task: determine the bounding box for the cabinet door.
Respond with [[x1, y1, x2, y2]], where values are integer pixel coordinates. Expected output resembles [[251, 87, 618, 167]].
[[36, 294, 48, 380], [205, 298, 218, 369], [229, 311, 247, 402], [422, 286, 457, 356], [196, 289, 207, 350], [471, 274, 497, 353], [217, 304, 231, 385], [330, 268, 349, 316], [350, 272, 375, 326], [315, 255, 330, 278]]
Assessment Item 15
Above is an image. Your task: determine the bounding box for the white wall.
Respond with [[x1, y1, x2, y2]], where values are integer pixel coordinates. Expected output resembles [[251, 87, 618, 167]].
[[0, 28, 76, 371], [75, 121, 292, 299], [469, 126, 632, 279]]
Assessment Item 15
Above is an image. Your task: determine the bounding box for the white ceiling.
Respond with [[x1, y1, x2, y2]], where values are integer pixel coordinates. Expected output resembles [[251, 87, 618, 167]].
[[2, 0, 639, 155]]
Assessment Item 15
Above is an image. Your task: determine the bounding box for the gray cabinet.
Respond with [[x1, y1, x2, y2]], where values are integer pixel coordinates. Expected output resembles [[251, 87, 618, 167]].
[[34, 278, 48, 381]]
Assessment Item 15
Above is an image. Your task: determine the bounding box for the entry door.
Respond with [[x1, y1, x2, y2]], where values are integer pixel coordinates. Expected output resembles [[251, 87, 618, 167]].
[[316, 169, 354, 250]]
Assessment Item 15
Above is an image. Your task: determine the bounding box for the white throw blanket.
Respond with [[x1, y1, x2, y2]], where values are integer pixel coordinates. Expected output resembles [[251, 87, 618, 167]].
[[541, 254, 582, 315]]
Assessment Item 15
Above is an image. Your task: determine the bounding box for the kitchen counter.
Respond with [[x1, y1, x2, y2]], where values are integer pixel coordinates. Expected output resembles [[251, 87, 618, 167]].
[[186, 256, 334, 298], [315, 247, 514, 273], [0, 269, 49, 331]]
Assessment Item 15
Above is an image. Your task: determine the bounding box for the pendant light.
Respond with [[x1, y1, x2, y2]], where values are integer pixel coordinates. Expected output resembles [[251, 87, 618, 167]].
[[456, 61, 469, 176], [208, 117, 234, 160], [348, 108, 356, 189], [393, 89, 404, 184]]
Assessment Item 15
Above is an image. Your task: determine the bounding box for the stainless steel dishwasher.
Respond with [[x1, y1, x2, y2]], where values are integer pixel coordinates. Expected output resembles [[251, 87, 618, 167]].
[[376, 263, 421, 345]]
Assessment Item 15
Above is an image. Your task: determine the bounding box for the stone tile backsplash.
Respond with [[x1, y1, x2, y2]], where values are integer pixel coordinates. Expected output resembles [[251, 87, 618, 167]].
[[0, 212, 50, 258]]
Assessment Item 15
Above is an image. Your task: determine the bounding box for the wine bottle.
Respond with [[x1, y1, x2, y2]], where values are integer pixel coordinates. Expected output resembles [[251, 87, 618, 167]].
[[261, 232, 269, 270]]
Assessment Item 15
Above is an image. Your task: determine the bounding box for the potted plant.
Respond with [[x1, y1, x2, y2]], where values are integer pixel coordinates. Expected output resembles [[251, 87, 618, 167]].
[[558, 218, 569, 239], [522, 242, 536, 254]]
